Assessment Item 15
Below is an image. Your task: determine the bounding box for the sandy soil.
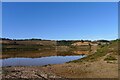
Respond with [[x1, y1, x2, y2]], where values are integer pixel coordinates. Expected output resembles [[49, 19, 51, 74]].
[[39, 58, 118, 78], [2, 56, 118, 79]]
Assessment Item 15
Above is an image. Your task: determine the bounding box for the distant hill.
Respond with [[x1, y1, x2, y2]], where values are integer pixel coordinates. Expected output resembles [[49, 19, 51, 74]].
[[0, 38, 56, 46]]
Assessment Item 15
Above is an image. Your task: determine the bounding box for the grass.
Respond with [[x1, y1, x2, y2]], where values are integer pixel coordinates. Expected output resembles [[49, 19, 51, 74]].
[[69, 40, 118, 63]]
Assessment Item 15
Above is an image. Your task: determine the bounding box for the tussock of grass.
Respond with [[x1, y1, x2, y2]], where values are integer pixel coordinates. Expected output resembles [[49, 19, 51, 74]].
[[104, 55, 117, 61]]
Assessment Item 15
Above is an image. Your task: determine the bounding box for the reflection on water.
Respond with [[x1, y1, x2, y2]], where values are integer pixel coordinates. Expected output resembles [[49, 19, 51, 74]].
[[1, 50, 90, 59], [73, 51, 89, 54], [1, 55, 85, 67], [1, 50, 88, 67]]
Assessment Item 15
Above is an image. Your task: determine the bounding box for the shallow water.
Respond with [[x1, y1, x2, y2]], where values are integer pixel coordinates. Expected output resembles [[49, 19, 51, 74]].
[[1, 55, 85, 67]]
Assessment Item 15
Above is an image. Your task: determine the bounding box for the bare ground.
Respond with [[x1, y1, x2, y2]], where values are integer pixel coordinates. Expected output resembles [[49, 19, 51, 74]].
[[2, 56, 118, 79]]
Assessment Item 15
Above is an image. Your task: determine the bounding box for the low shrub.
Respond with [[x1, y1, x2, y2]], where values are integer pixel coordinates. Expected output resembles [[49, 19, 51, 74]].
[[104, 55, 117, 61]]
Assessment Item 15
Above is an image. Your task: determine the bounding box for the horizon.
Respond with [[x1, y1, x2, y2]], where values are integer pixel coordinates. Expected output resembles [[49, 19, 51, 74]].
[[1, 37, 117, 41], [2, 2, 118, 40]]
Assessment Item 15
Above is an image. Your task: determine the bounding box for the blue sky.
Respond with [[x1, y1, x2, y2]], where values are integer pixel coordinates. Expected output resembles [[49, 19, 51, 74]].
[[2, 2, 118, 40]]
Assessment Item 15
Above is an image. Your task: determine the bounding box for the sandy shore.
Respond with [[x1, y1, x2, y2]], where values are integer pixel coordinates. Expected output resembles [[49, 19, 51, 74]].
[[2, 56, 118, 79]]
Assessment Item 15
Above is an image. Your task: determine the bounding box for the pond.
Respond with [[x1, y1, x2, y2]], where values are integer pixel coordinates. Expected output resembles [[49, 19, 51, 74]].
[[1, 55, 85, 67]]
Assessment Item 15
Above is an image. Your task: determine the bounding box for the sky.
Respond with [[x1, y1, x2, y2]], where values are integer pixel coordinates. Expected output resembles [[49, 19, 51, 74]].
[[2, 2, 118, 40], [0, 2, 2, 37]]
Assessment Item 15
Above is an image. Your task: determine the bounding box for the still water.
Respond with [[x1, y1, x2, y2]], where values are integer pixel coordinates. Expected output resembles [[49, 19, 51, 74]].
[[1, 55, 85, 67]]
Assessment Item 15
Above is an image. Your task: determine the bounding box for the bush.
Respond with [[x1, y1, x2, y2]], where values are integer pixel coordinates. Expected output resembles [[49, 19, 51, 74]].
[[104, 55, 117, 61]]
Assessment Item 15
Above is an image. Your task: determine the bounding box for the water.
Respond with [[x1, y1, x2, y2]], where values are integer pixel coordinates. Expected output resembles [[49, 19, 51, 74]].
[[1, 55, 85, 67]]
